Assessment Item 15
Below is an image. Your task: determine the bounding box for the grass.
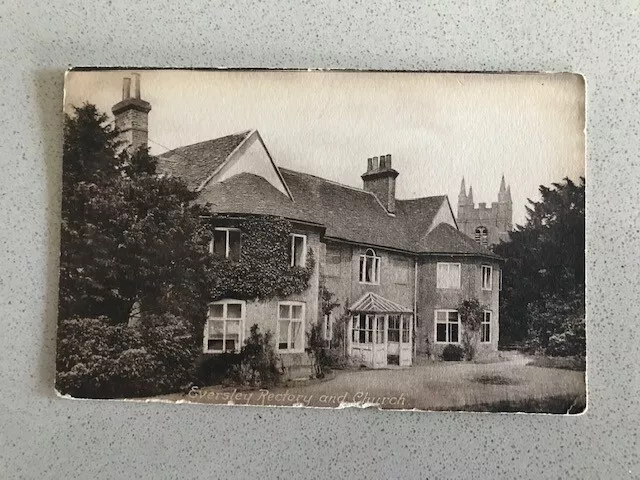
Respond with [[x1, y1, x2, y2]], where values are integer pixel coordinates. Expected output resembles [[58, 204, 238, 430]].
[[526, 355, 586, 371]]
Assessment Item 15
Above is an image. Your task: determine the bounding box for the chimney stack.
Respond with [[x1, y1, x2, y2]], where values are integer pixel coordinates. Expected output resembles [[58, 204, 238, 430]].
[[112, 73, 152, 153], [361, 153, 399, 214], [122, 77, 131, 100]]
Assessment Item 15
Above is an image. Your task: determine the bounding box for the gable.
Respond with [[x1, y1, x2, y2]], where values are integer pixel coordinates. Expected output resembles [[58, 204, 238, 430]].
[[205, 130, 292, 199], [427, 197, 457, 233]]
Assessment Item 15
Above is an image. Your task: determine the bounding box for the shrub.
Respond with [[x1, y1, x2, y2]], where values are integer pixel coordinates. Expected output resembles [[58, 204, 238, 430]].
[[55, 316, 198, 398], [235, 325, 281, 387], [441, 344, 465, 361], [306, 324, 329, 378], [193, 352, 243, 386], [458, 298, 484, 361]]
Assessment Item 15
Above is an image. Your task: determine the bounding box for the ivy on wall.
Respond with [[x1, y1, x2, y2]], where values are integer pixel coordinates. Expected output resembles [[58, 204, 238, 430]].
[[205, 215, 315, 301]]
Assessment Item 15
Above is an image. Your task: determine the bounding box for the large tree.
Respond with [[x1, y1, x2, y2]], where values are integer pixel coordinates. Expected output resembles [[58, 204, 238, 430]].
[[59, 104, 211, 328], [494, 177, 585, 349]]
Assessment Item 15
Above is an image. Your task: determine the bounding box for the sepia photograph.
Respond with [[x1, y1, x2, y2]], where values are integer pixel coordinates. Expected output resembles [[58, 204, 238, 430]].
[[57, 69, 585, 413]]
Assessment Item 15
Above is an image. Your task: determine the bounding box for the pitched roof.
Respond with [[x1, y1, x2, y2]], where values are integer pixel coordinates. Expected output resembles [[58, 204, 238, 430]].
[[349, 292, 413, 314], [156, 130, 251, 190], [156, 130, 492, 256], [420, 222, 500, 258]]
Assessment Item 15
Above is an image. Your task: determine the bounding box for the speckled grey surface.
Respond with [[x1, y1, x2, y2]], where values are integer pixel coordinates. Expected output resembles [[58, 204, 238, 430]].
[[1, 1, 638, 478]]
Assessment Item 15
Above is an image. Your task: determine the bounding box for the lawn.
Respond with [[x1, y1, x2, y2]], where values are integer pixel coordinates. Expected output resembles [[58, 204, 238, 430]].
[[163, 355, 586, 413]]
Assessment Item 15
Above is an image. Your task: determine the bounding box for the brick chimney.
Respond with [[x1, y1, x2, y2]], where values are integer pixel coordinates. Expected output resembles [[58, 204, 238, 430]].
[[112, 73, 151, 153], [361, 154, 399, 213]]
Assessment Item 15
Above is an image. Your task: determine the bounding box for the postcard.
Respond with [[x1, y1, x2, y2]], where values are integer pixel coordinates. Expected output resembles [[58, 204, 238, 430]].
[[57, 69, 585, 413]]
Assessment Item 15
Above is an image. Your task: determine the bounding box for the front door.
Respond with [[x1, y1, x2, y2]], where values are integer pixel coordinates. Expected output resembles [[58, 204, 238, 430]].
[[399, 315, 413, 366], [372, 315, 387, 368]]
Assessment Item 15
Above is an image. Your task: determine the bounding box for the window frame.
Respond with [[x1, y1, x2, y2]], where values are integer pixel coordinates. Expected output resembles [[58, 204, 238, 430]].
[[203, 299, 246, 354], [481, 310, 492, 343], [498, 268, 503, 291], [481, 264, 493, 291], [436, 262, 461, 289], [434, 309, 461, 344], [276, 301, 306, 353], [210, 227, 241, 261], [359, 248, 381, 285], [290, 233, 307, 268]]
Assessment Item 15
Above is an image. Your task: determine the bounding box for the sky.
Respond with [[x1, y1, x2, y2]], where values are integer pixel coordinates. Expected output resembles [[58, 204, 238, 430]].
[[64, 70, 585, 225]]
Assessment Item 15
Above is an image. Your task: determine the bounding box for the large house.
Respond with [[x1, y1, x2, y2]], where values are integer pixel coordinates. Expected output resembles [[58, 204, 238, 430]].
[[112, 75, 503, 374]]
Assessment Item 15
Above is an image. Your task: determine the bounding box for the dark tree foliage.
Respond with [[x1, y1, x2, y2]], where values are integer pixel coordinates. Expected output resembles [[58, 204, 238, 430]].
[[494, 177, 585, 351], [59, 104, 211, 331]]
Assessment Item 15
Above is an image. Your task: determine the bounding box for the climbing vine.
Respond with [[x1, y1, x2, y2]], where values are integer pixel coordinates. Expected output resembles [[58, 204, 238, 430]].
[[205, 215, 315, 301]]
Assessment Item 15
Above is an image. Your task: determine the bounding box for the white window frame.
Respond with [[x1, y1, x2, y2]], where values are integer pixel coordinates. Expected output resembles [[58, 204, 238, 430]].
[[359, 248, 381, 284], [481, 310, 492, 343], [436, 262, 461, 289], [276, 301, 305, 353], [434, 309, 461, 344], [209, 227, 241, 260], [482, 265, 493, 291], [290, 233, 307, 267], [203, 299, 245, 353]]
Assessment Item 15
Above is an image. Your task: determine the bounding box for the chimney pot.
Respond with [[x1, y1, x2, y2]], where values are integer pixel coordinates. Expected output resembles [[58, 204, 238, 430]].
[[379, 155, 386, 169], [132, 72, 141, 99], [386, 154, 392, 169], [367, 157, 373, 172], [122, 77, 131, 100], [372, 156, 379, 170]]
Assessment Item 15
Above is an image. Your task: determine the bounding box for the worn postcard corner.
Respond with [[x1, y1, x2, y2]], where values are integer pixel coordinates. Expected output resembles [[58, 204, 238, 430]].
[[57, 69, 585, 414]]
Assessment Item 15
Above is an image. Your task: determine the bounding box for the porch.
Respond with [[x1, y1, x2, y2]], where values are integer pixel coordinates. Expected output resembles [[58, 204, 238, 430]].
[[348, 292, 414, 369]]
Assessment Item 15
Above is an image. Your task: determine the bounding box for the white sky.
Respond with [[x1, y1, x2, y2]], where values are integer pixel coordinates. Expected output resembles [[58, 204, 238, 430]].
[[64, 70, 585, 225]]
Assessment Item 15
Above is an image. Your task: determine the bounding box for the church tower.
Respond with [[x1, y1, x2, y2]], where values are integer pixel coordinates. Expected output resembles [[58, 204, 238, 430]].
[[456, 176, 513, 247]]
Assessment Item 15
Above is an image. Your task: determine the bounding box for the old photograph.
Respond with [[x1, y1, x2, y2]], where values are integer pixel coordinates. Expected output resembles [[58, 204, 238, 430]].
[[57, 70, 585, 413]]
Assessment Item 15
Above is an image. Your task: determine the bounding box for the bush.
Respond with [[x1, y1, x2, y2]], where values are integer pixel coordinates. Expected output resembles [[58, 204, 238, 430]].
[[56, 316, 198, 398], [194, 325, 281, 388], [235, 325, 281, 387], [441, 344, 465, 361], [527, 289, 585, 357], [193, 352, 243, 386]]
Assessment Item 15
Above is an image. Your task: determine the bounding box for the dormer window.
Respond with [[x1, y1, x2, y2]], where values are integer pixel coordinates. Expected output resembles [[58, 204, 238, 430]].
[[210, 228, 241, 261], [359, 248, 380, 284], [290, 234, 307, 267]]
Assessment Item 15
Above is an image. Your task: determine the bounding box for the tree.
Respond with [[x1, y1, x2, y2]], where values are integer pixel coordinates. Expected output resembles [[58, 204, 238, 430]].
[[59, 104, 211, 332], [458, 298, 484, 360], [494, 177, 585, 352]]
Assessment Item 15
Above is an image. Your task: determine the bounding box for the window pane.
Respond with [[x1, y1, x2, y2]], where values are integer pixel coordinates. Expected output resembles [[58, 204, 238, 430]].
[[448, 311, 459, 323], [359, 256, 365, 282], [449, 323, 459, 343], [452, 264, 460, 287], [373, 258, 380, 283], [213, 230, 226, 257], [209, 320, 224, 336], [208, 339, 224, 351], [279, 304, 290, 319], [359, 329, 367, 343], [291, 321, 302, 350], [227, 303, 242, 319], [291, 304, 303, 319], [209, 304, 223, 318], [436, 323, 447, 342], [226, 319, 241, 335], [278, 320, 289, 349], [436, 311, 447, 323], [437, 263, 446, 287], [292, 236, 305, 267], [365, 258, 372, 283], [228, 230, 241, 261]]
